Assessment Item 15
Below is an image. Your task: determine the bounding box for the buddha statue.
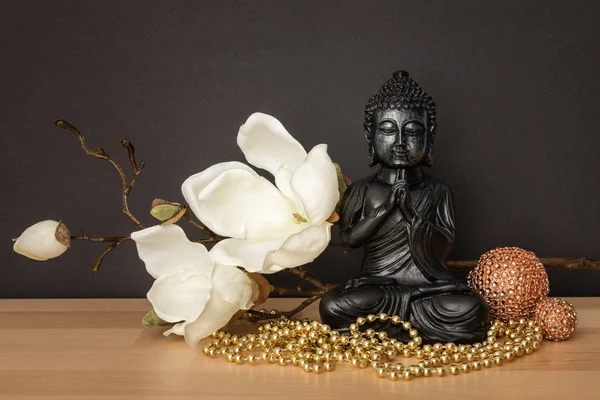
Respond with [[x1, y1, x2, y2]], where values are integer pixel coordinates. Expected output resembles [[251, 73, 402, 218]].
[[319, 71, 490, 343]]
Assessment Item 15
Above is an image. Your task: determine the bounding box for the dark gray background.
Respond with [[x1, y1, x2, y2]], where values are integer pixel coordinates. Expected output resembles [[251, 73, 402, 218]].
[[2, 0, 599, 298]]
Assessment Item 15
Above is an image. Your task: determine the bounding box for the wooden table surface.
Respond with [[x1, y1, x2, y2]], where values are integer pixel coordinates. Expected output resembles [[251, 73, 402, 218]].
[[0, 297, 598, 399]]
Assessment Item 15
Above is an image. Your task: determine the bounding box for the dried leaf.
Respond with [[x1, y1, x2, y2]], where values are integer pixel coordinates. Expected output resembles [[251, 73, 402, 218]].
[[333, 162, 350, 208], [247, 272, 271, 307], [151, 198, 181, 209], [326, 211, 340, 224]]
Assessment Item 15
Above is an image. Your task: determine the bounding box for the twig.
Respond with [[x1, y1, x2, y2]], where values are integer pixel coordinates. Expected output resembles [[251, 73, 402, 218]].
[[183, 208, 221, 240], [54, 120, 145, 229], [71, 228, 129, 243], [245, 289, 334, 322], [91, 237, 131, 273], [448, 257, 600, 271], [286, 267, 327, 289], [270, 286, 322, 296]]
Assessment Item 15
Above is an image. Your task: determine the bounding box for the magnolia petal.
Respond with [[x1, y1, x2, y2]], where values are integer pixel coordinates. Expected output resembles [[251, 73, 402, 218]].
[[147, 268, 213, 324], [193, 169, 297, 241], [210, 238, 285, 274], [265, 222, 332, 270], [13, 220, 69, 261], [184, 292, 241, 348], [237, 113, 307, 176], [131, 225, 214, 279], [290, 144, 339, 224], [182, 161, 258, 221], [274, 166, 306, 216], [163, 321, 187, 336], [211, 264, 258, 310]]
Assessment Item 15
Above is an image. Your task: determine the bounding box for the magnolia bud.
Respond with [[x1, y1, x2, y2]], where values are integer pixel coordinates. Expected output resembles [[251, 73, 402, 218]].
[[13, 220, 71, 261]]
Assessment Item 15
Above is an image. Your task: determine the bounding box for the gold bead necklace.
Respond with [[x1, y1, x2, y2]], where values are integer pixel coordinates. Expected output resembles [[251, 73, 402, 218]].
[[203, 313, 543, 381]]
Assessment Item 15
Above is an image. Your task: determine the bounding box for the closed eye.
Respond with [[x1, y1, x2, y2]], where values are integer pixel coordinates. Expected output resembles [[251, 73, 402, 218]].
[[403, 121, 424, 135], [379, 121, 398, 135]]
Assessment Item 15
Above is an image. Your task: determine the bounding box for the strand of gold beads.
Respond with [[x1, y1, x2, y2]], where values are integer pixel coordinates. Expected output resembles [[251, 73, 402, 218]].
[[202, 313, 543, 381]]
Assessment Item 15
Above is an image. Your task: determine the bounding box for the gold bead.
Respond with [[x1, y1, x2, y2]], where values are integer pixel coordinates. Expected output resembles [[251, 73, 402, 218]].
[[248, 354, 258, 364], [379, 313, 389, 321], [356, 317, 366, 326], [365, 329, 376, 338], [324, 362, 335, 372], [483, 359, 493, 368], [313, 364, 323, 374], [472, 361, 482, 371], [415, 350, 425, 359], [423, 368, 432, 377], [409, 329, 419, 338], [227, 354, 236, 363], [504, 351, 515, 362], [435, 367, 446, 377], [376, 367, 387, 378], [514, 346, 524, 356], [278, 357, 287, 366], [449, 365, 460, 375], [402, 349, 412, 358], [391, 316, 402, 324], [433, 343, 444, 352], [460, 363, 471, 373], [378, 331, 388, 341], [303, 363, 313, 373], [394, 363, 405, 372], [388, 371, 399, 381], [321, 324, 331, 334], [494, 356, 503, 366], [367, 314, 377, 322], [402, 371, 414, 381], [359, 359, 369, 369], [349, 324, 358, 333], [402, 322, 412, 330], [383, 362, 393, 369], [452, 354, 463, 363], [440, 355, 451, 364], [525, 346, 533, 355], [413, 366, 424, 377]]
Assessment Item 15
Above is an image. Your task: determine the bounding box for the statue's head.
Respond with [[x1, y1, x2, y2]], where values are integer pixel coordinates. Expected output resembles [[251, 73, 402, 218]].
[[364, 70, 437, 168]]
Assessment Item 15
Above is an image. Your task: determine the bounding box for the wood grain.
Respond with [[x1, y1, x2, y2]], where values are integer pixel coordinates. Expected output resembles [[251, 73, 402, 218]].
[[0, 298, 598, 399]]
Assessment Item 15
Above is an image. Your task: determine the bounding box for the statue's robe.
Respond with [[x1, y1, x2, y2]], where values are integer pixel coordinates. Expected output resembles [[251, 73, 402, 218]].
[[319, 173, 489, 343]]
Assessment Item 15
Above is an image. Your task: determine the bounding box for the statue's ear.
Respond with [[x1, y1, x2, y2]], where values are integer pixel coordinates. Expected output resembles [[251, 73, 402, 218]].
[[424, 123, 437, 167], [429, 122, 437, 137], [364, 122, 373, 144]]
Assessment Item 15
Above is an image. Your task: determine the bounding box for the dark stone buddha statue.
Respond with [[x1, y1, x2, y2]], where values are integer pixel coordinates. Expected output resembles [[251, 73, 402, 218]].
[[319, 71, 490, 344]]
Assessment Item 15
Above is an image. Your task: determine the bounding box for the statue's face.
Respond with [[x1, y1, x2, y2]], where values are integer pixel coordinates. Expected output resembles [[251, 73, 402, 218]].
[[370, 108, 430, 169]]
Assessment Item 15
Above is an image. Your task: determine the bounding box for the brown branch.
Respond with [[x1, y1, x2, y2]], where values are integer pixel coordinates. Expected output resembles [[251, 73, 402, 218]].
[[448, 257, 600, 270], [54, 120, 144, 229], [270, 285, 322, 296], [91, 237, 131, 273], [286, 267, 327, 289], [183, 208, 221, 240], [245, 289, 333, 322]]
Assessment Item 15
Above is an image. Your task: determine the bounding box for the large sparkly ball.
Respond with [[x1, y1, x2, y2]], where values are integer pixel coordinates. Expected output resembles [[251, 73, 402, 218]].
[[467, 247, 549, 322], [534, 298, 578, 341]]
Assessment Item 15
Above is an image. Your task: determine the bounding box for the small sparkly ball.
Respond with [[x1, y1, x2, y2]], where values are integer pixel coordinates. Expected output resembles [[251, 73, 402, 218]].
[[468, 247, 549, 321], [534, 298, 578, 341]]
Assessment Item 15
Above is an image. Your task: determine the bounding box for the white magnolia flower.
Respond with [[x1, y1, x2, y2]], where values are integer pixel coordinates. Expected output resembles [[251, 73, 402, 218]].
[[131, 224, 258, 347], [13, 220, 71, 261], [182, 112, 339, 274]]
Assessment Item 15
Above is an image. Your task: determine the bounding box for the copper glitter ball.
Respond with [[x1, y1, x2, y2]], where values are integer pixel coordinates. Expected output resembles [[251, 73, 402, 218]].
[[467, 247, 549, 322], [534, 298, 578, 341]]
